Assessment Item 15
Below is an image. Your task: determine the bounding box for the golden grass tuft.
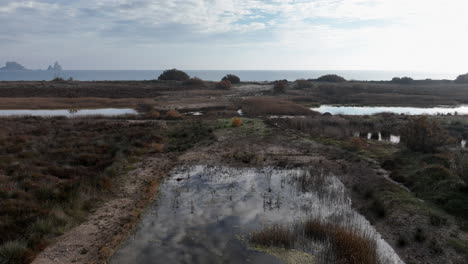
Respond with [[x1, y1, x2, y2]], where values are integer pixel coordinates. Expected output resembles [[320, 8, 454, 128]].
[[250, 224, 294, 249], [231, 117, 243, 127], [165, 110, 183, 120], [145, 111, 160, 119], [304, 219, 378, 264]]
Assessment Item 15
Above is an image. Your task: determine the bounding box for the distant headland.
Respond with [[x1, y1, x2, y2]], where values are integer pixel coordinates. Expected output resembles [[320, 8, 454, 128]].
[[0, 61, 63, 71]]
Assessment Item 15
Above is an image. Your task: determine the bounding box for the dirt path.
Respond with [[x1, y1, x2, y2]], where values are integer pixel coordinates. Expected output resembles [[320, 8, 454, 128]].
[[32, 156, 174, 264]]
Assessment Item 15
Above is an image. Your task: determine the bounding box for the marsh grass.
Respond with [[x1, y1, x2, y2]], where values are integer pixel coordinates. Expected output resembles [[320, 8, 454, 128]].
[[251, 219, 379, 264], [240, 98, 315, 116], [250, 224, 295, 249]]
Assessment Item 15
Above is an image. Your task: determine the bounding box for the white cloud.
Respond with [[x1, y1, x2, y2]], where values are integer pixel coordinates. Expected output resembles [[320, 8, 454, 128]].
[[1, 0, 467, 71]]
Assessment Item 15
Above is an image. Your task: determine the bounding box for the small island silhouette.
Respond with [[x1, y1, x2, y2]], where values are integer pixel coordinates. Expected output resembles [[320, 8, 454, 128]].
[[0, 61, 63, 71], [0, 61, 26, 71]]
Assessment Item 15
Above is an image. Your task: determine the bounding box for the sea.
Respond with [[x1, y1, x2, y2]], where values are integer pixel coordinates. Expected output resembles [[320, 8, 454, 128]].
[[0, 70, 458, 82]]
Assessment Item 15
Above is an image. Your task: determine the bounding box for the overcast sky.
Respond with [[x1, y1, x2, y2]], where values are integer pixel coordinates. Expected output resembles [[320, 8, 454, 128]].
[[1, 0, 467, 72]]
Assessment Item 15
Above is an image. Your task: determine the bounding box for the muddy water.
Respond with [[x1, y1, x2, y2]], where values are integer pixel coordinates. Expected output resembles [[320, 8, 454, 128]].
[[0, 108, 136, 117], [112, 166, 404, 264]]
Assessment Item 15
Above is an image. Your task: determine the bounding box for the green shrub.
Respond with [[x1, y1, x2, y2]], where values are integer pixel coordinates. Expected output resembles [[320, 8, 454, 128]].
[[400, 116, 450, 153], [316, 74, 346, 83], [157, 69, 190, 81], [221, 74, 240, 84], [411, 165, 460, 195]]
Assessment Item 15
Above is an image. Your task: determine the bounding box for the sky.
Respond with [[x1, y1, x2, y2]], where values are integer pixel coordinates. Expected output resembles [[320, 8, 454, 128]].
[[1, 0, 467, 72]]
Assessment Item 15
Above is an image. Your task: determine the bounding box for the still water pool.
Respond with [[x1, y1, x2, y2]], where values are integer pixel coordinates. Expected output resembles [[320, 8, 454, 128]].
[[0, 108, 136, 117], [311, 105, 468, 115], [111, 166, 403, 264]]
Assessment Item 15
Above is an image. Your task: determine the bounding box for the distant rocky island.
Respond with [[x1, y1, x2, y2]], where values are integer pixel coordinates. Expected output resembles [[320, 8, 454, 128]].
[[0, 61, 26, 71], [47, 62, 63, 71], [0, 61, 63, 71]]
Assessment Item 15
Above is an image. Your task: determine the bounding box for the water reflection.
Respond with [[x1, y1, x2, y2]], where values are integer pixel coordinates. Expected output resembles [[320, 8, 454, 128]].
[[311, 105, 468, 115], [355, 132, 400, 144], [111, 166, 403, 264], [0, 108, 136, 117]]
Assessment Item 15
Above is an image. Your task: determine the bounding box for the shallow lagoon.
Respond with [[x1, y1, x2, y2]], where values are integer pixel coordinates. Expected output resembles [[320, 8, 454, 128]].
[[112, 166, 403, 264], [311, 105, 468, 115], [0, 108, 136, 117]]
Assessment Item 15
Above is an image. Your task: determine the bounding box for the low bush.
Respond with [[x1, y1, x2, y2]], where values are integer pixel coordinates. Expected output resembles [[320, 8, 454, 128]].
[[158, 69, 190, 81], [400, 116, 450, 153], [231, 117, 242, 127], [316, 74, 346, 83], [167, 121, 214, 152], [272, 80, 287, 93], [410, 165, 461, 196], [215, 80, 232, 90], [294, 79, 312, 89], [165, 110, 183, 120], [183, 77, 205, 87], [144, 111, 161, 119], [222, 74, 240, 84]]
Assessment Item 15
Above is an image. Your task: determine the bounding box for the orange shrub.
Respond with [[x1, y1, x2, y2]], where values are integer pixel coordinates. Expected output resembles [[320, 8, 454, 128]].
[[149, 143, 164, 153], [145, 111, 160, 119], [231, 117, 242, 127], [165, 110, 182, 120]]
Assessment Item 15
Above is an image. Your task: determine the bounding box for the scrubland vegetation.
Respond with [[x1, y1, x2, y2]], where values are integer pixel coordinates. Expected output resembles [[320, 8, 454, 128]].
[[1, 76, 468, 263], [0, 118, 165, 262]]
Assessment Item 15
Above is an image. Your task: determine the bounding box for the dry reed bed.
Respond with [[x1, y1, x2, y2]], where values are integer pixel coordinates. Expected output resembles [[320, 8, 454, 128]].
[[0, 97, 155, 110], [249, 169, 403, 264], [239, 97, 318, 116]]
